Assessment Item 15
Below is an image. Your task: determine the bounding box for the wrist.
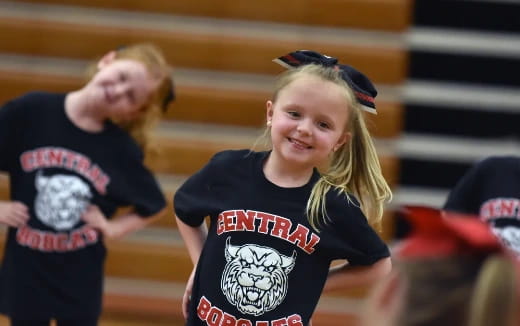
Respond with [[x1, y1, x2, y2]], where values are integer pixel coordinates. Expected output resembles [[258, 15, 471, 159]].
[[101, 220, 115, 239]]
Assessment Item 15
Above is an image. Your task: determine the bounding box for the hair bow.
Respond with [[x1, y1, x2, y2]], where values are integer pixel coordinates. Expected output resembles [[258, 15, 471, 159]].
[[273, 50, 377, 114], [396, 206, 504, 258]]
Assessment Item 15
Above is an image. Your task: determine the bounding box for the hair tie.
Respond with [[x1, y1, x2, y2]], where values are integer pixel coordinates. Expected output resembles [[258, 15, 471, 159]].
[[273, 50, 377, 114]]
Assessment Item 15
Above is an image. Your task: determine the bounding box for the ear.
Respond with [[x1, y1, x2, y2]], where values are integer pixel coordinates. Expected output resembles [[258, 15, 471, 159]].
[[334, 131, 351, 152], [266, 100, 274, 125], [97, 51, 117, 70]]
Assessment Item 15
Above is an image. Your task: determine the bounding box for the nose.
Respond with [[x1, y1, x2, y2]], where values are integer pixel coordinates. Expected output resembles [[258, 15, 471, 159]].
[[114, 83, 130, 98], [296, 118, 313, 135], [249, 274, 262, 282]]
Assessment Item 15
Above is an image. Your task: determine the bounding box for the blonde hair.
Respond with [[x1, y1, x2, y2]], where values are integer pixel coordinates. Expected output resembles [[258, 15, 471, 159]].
[[260, 64, 392, 230], [86, 43, 173, 152], [468, 255, 517, 326], [396, 255, 518, 326]]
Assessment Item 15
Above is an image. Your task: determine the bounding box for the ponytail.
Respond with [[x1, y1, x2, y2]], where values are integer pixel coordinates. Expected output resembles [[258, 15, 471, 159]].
[[468, 255, 517, 326]]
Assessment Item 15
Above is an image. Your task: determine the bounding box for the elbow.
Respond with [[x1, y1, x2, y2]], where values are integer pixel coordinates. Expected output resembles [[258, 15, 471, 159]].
[[139, 208, 166, 228], [375, 257, 392, 279]]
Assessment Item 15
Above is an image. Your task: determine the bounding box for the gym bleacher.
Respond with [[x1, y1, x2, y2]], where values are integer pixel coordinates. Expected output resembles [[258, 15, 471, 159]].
[[3, 0, 517, 325]]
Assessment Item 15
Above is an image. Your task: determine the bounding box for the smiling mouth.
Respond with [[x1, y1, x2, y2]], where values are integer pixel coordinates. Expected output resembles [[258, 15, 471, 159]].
[[288, 138, 312, 149], [104, 86, 115, 103]]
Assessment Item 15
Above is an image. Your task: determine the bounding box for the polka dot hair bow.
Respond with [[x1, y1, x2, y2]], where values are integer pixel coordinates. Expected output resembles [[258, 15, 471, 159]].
[[273, 50, 378, 114]]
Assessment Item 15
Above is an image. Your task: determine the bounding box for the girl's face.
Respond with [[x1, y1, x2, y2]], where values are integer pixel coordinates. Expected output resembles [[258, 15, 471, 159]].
[[87, 58, 158, 120], [266, 75, 351, 170]]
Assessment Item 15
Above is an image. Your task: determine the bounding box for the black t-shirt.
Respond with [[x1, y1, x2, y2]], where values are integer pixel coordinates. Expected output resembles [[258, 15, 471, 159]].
[[174, 150, 389, 326], [444, 156, 520, 255], [0, 92, 166, 319]]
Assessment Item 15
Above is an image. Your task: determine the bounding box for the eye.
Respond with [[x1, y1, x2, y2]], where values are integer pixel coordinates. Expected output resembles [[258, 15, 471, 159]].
[[286, 111, 300, 118], [266, 266, 275, 272], [240, 259, 249, 267], [318, 121, 331, 129]]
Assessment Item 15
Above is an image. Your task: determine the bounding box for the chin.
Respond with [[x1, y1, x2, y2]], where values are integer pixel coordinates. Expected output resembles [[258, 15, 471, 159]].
[[279, 151, 313, 167]]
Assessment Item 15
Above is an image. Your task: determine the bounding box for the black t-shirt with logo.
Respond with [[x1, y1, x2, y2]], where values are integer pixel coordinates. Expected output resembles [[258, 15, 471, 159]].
[[0, 92, 166, 319], [444, 156, 520, 255], [174, 150, 389, 326]]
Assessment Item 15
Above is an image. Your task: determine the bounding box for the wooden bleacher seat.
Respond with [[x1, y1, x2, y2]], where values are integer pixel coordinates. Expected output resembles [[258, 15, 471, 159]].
[[0, 69, 403, 139], [0, 17, 406, 84], [0, 0, 410, 324], [15, 0, 412, 31]]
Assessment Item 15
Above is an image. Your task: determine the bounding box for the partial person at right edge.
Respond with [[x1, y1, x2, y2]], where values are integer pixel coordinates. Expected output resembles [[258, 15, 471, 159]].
[[443, 156, 520, 256], [360, 206, 520, 326]]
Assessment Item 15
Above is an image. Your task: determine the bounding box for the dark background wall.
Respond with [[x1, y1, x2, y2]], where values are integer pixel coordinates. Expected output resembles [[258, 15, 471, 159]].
[[398, 0, 520, 207]]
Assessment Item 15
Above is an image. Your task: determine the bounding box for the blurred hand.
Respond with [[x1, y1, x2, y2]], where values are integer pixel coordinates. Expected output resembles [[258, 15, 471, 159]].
[[0, 201, 29, 228], [81, 205, 111, 238]]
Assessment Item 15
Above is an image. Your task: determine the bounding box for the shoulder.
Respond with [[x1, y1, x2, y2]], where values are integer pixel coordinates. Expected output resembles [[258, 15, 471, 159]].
[[108, 125, 145, 162], [7, 91, 60, 106], [1, 92, 62, 115], [478, 156, 519, 169], [469, 156, 519, 177], [208, 149, 260, 169], [325, 190, 366, 223]]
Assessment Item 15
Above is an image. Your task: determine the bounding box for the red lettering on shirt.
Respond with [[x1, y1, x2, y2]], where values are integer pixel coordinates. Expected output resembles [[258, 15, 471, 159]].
[[16, 225, 99, 252], [196, 296, 303, 326], [19, 147, 110, 194], [480, 198, 520, 221], [216, 210, 320, 254]]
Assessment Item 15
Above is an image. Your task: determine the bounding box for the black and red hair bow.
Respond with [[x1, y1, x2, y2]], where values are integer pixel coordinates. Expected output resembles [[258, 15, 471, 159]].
[[273, 50, 377, 114]]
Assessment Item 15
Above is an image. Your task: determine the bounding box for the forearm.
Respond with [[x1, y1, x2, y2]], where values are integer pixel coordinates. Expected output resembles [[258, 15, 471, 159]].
[[103, 210, 162, 239], [323, 257, 392, 292], [176, 215, 208, 265]]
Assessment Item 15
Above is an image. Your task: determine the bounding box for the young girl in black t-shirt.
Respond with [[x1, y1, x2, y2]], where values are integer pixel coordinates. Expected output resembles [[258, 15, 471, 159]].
[[0, 43, 174, 326], [174, 50, 392, 326], [360, 206, 520, 326]]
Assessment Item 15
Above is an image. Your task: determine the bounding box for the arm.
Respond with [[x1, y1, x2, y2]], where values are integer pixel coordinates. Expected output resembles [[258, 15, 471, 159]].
[[322, 257, 392, 292], [0, 200, 29, 228], [82, 205, 164, 240], [176, 215, 208, 265], [176, 215, 208, 319]]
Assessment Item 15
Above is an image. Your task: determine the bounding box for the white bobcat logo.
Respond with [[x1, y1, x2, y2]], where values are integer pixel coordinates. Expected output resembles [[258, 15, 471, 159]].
[[34, 172, 92, 231], [221, 237, 296, 316], [492, 226, 520, 255]]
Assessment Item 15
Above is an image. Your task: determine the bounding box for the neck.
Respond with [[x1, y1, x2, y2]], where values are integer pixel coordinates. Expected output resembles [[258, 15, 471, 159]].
[[65, 90, 106, 132], [263, 152, 314, 188]]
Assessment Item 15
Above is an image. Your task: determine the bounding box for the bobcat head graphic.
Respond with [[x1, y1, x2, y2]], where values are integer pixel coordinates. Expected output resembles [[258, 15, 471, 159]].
[[35, 172, 92, 231], [221, 237, 296, 316]]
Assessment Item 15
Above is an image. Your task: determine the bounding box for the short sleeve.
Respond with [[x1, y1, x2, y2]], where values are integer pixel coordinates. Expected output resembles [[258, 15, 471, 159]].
[[443, 158, 489, 214], [325, 193, 390, 266], [130, 170, 166, 217], [174, 151, 225, 227], [107, 140, 166, 218], [0, 96, 25, 171]]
